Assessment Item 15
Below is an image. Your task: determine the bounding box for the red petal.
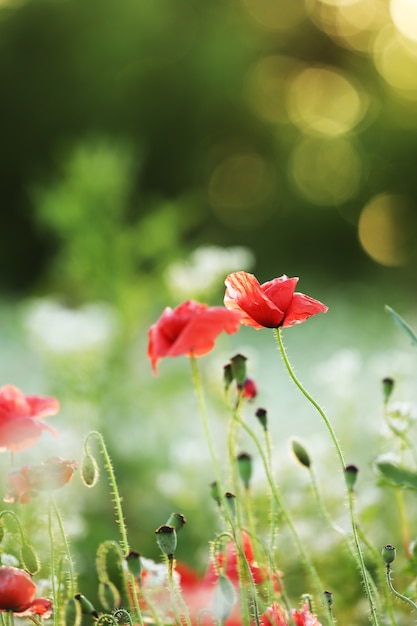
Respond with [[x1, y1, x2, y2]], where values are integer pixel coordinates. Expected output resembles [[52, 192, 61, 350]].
[[224, 272, 285, 329], [281, 292, 328, 328], [261, 275, 298, 313]]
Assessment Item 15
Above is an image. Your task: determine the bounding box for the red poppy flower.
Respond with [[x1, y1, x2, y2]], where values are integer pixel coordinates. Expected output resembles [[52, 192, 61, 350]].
[[0, 385, 59, 452], [224, 272, 328, 330], [261, 602, 322, 626], [0, 567, 52, 615], [4, 457, 78, 504], [148, 300, 242, 373]]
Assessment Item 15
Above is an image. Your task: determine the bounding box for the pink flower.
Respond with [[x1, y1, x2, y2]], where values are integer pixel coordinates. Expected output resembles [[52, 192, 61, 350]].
[[0, 567, 52, 616], [261, 602, 322, 626], [0, 385, 59, 452], [4, 457, 77, 504], [148, 300, 242, 373], [224, 272, 328, 330]]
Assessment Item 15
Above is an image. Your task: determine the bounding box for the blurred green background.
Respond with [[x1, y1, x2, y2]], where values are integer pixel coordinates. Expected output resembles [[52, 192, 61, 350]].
[[2, 0, 417, 622]]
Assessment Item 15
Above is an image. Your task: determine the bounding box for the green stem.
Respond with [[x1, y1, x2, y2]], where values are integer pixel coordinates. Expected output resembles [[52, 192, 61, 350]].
[[47, 503, 58, 626], [275, 328, 379, 626], [385, 564, 417, 611], [83, 431, 143, 626], [232, 414, 333, 626], [51, 499, 77, 596]]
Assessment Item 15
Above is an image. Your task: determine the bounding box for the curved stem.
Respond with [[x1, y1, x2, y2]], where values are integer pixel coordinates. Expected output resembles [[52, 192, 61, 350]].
[[51, 499, 77, 596], [386, 564, 417, 611], [275, 328, 379, 626]]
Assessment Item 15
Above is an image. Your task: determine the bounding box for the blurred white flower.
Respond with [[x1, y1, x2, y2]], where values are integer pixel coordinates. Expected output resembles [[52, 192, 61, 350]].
[[165, 245, 255, 299], [23, 299, 120, 354], [314, 348, 362, 398]]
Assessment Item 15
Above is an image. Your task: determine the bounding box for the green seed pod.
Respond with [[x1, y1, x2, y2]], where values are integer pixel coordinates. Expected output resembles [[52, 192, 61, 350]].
[[255, 407, 268, 431], [75, 593, 99, 618], [236, 453, 252, 489], [125, 550, 142, 579], [344, 464, 358, 492], [322, 590, 333, 608], [382, 544, 397, 565], [382, 377, 395, 404], [223, 363, 234, 391], [20, 543, 41, 575], [210, 481, 221, 506], [81, 453, 99, 488], [225, 492, 236, 519], [155, 525, 177, 557], [166, 513, 187, 533], [99, 580, 120, 612], [291, 439, 311, 469], [230, 354, 247, 386], [64, 596, 82, 626]]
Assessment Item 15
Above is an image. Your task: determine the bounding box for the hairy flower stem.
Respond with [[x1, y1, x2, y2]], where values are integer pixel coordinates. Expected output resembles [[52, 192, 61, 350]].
[[275, 328, 379, 626], [47, 503, 59, 626], [51, 499, 77, 596], [83, 431, 143, 626], [232, 414, 333, 626], [385, 564, 417, 612]]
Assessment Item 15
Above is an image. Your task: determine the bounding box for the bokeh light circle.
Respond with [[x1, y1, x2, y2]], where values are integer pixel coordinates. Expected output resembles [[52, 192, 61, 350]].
[[286, 65, 366, 136], [358, 193, 417, 266], [289, 136, 361, 206], [390, 0, 417, 43]]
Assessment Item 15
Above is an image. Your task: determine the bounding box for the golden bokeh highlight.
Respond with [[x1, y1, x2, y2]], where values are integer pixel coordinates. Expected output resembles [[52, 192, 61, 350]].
[[245, 55, 300, 124], [358, 194, 417, 266], [242, 0, 305, 32], [289, 137, 361, 206], [286, 65, 366, 136], [390, 0, 417, 43], [305, 0, 387, 53], [373, 25, 417, 98], [208, 152, 274, 226]]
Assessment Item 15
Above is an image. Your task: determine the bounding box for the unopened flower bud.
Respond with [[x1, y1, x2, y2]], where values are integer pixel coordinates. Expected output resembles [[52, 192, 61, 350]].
[[344, 464, 358, 492], [99, 580, 120, 611], [81, 453, 99, 488], [240, 378, 257, 400], [231, 354, 247, 386], [236, 453, 252, 489], [255, 407, 268, 430], [210, 481, 221, 506], [155, 525, 177, 557], [225, 492, 236, 519], [223, 364, 234, 391], [213, 574, 236, 621], [166, 512, 187, 533], [382, 544, 396, 564], [291, 439, 311, 469], [323, 590, 333, 608], [382, 377, 395, 404], [64, 597, 82, 626], [125, 550, 142, 579], [74, 593, 99, 618], [20, 543, 41, 575]]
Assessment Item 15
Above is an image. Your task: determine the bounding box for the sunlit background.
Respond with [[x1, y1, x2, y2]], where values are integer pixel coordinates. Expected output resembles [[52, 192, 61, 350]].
[[1, 0, 417, 623]]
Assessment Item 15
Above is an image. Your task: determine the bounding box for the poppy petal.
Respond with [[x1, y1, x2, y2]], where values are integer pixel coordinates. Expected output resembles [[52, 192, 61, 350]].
[[282, 292, 329, 328], [224, 272, 285, 329]]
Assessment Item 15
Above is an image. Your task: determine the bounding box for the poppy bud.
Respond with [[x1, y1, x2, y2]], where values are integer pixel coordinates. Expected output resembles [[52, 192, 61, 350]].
[[125, 550, 142, 579], [64, 597, 82, 626], [236, 453, 252, 489], [344, 464, 358, 492], [231, 354, 247, 386], [255, 407, 268, 430], [240, 378, 257, 400], [166, 512, 187, 533], [301, 594, 313, 613], [74, 593, 99, 618], [225, 492, 236, 519], [322, 590, 333, 608], [99, 580, 120, 612], [213, 574, 236, 621], [382, 377, 395, 404], [81, 453, 99, 488], [223, 364, 234, 391], [210, 481, 221, 506], [382, 544, 396, 564], [155, 525, 177, 557], [20, 542, 41, 575], [291, 439, 311, 469]]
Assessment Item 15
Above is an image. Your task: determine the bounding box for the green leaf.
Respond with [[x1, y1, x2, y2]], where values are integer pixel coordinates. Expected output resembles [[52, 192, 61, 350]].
[[375, 460, 417, 490], [385, 305, 417, 347]]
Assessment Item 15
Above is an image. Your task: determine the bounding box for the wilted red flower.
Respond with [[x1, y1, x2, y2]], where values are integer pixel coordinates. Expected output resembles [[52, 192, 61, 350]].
[[148, 300, 242, 373], [4, 457, 78, 504], [0, 566, 52, 615], [0, 385, 59, 452], [224, 272, 328, 330]]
